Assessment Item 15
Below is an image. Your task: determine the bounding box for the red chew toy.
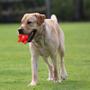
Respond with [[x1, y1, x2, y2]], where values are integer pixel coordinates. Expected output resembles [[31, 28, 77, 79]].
[[18, 34, 28, 44]]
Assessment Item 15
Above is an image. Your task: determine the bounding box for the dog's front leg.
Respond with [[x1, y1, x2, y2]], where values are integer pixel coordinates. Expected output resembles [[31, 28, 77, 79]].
[[29, 54, 39, 86], [43, 57, 53, 81]]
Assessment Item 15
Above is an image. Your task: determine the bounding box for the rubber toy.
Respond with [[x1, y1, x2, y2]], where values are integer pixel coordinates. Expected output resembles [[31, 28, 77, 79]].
[[18, 34, 28, 44]]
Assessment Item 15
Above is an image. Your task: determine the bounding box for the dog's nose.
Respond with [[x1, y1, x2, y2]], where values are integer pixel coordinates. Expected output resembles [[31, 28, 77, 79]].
[[18, 29, 24, 34]]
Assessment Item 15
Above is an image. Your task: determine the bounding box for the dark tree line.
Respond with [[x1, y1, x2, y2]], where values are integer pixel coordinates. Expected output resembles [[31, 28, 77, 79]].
[[0, 0, 90, 22], [52, 0, 90, 21], [74, 0, 84, 20]]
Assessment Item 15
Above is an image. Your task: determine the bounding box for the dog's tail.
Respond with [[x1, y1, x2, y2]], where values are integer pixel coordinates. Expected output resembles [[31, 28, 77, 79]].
[[51, 14, 58, 23]]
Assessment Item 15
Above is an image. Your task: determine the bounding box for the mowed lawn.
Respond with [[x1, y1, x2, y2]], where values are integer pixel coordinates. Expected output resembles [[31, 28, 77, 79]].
[[0, 22, 90, 90]]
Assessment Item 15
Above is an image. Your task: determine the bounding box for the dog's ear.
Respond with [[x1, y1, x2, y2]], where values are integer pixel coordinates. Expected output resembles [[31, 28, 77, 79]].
[[34, 13, 46, 25]]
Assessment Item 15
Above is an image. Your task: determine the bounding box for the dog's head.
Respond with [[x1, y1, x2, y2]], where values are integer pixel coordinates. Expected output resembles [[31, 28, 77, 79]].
[[18, 13, 46, 42]]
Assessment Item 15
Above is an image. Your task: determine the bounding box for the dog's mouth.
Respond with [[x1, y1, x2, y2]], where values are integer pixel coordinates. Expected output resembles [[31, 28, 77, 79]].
[[27, 29, 37, 42]]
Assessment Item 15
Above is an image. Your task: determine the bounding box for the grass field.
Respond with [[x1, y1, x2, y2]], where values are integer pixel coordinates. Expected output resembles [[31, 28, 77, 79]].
[[0, 22, 90, 90]]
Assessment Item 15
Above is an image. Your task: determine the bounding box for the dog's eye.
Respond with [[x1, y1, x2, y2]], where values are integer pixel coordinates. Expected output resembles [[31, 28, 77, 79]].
[[27, 21, 32, 24]]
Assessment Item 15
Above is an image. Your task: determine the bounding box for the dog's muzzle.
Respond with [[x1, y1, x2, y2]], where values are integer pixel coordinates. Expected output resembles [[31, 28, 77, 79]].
[[18, 29, 37, 42]]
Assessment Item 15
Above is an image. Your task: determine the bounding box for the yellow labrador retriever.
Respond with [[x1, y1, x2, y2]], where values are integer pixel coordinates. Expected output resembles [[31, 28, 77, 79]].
[[18, 13, 67, 86]]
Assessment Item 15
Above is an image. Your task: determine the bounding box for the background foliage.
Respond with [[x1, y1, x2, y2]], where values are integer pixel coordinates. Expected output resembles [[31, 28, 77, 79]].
[[52, 0, 90, 21], [0, 0, 90, 22]]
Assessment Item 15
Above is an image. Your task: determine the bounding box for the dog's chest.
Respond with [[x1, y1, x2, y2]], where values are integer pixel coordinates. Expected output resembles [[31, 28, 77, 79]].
[[33, 39, 50, 57], [38, 43, 50, 57], [39, 47, 50, 57]]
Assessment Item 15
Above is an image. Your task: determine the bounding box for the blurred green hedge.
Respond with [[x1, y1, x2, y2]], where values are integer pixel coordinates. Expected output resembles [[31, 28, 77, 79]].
[[52, 0, 90, 21], [84, 0, 90, 20]]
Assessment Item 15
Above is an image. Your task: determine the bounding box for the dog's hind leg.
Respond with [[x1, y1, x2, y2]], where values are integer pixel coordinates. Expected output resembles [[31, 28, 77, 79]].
[[50, 54, 59, 82], [59, 30, 68, 80], [59, 49, 68, 80]]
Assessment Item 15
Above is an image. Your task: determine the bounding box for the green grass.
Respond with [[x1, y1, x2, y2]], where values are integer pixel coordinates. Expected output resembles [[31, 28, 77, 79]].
[[0, 22, 90, 90]]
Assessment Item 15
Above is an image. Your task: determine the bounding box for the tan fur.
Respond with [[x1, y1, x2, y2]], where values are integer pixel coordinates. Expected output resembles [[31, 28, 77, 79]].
[[18, 13, 68, 86]]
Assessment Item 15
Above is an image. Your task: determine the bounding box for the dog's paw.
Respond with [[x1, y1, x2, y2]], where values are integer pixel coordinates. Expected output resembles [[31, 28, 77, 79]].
[[60, 71, 68, 80], [27, 81, 37, 86], [47, 77, 53, 81], [54, 79, 62, 83]]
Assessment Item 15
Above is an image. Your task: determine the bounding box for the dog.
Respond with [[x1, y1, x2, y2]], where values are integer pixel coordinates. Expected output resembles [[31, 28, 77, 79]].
[[18, 13, 67, 86]]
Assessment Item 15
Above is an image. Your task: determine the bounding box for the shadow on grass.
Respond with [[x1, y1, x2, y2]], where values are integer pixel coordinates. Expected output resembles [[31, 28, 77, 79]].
[[0, 78, 90, 90], [29, 80, 90, 90]]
